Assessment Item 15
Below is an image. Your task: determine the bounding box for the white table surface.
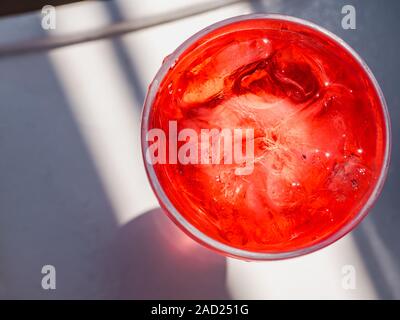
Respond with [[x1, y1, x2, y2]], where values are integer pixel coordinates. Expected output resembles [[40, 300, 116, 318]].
[[0, 0, 398, 299]]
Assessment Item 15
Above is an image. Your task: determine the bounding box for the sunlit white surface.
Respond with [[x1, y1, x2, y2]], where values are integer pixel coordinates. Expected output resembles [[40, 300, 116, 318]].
[[49, 41, 158, 225], [227, 236, 377, 299]]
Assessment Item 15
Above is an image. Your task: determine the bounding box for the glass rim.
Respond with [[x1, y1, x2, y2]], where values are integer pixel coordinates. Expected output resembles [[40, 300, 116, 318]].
[[141, 13, 392, 260]]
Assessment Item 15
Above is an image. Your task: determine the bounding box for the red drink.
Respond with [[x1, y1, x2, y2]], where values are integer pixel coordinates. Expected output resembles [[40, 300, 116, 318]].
[[142, 15, 390, 259]]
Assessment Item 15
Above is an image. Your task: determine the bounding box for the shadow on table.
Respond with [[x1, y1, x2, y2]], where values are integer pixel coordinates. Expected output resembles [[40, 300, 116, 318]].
[[109, 208, 230, 299]]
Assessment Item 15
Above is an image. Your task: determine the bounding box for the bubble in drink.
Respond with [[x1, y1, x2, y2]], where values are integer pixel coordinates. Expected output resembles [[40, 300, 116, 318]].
[[142, 16, 389, 258]]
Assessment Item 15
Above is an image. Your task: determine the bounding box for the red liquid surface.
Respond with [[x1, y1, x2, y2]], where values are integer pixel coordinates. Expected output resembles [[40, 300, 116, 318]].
[[146, 18, 387, 253]]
